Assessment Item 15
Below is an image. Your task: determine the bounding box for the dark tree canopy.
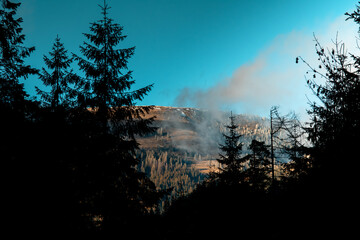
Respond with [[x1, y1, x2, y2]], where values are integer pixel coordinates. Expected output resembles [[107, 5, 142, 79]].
[[245, 139, 271, 191], [0, 0, 37, 112], [297, 35, 360, 177]]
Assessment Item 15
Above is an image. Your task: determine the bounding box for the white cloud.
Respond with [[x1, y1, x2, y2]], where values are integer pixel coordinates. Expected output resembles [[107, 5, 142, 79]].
[[175, 14, 359, 118]]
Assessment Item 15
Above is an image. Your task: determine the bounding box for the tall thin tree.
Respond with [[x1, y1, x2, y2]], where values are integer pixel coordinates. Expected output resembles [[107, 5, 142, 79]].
[[73, 0, 153, 123], [36, 35, 78, 111], [215, 112, 246, 185], [72, 0, 160, 231]]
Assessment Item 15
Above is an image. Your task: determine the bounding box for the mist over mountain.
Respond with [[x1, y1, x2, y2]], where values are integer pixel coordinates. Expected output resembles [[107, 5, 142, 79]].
[[138, 106, 271, 168]]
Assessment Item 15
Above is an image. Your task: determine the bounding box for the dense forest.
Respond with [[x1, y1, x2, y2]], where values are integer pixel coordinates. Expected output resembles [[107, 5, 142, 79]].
[[1, 0, 359, 238], [137, 150, 204, 213]]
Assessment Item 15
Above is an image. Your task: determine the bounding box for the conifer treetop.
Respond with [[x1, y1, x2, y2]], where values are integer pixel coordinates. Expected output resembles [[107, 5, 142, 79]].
[[36, 35, 78, 110], [73, 0, 153, 112]]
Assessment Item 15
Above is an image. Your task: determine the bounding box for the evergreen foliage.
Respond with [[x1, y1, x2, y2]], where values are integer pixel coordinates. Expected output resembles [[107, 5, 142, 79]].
[[36, 35, 79, 110], [273, 6, 360, 237], [297, 34, 360, 181], [0, 0, 37, 112], [72, 1, 153, 116], [215, 112, 246, 185], [69, 1, 161, 232]]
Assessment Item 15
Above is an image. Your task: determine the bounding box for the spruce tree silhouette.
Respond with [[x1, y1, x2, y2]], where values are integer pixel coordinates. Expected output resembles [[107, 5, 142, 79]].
[[0, 0, 37, 114], [72, 0, 161, 232], [36, 35, 79, 111], [215, 112, 246, 185], [73, 0, 153, 117]]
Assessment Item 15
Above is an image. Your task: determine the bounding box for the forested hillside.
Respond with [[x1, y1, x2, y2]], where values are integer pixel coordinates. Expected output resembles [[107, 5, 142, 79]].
[[138, 107, 271, 154], [135, 106, 290, 211], [134, 107, 271, 202], [137, 150, 203, 212]]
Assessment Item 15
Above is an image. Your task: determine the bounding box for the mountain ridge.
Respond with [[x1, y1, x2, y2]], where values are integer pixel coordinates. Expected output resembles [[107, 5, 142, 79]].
[[137, 106, 272, 172]]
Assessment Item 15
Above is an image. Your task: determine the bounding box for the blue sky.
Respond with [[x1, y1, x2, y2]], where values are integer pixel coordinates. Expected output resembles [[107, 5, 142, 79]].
[[19, 0, 358, 118]]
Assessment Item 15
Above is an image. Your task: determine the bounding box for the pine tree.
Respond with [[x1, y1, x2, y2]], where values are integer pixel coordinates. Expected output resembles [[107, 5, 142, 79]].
[[72, 1, 160, 231], [215, 112, 246, 185], [0, 0, 37, 112], [36, 35, 79, 111], [73, 0, 153, 123]]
